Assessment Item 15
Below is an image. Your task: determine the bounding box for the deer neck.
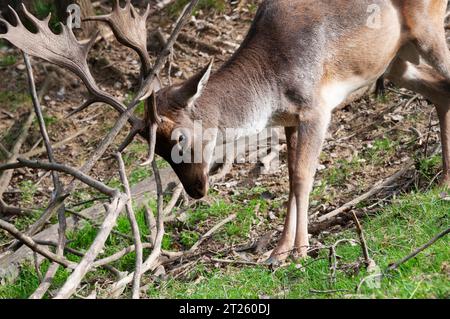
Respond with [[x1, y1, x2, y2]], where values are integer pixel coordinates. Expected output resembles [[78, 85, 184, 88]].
[[194, 44, 279, 140]]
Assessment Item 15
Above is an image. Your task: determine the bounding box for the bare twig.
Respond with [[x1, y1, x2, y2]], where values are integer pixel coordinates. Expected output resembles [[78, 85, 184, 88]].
[[65, 210, 133, 241], [0, 219, 76, 269], [144, 203, 157, 245], [387, 228, 450, 271], [328, 239, 358, 285], [0, 76, 50, 199], [209, 258, 260, 266], [54, 195, 127, 299], [92, 243, 154, 269], [116, 152, 143, 299], [0, 199, 35, 217], [0, 159, 118, 197], [351, 212, 371, 266], [0, 112, 35, 197], [23, 52, 67, 300], [315, 162, 414, 223], [34, 239, 122, 278], [190, 214, 237, 252], [107, 161, 165, 298], [21, 127, 89, 158], [0, 143, 11, 158], [163, 183, 184, 216]]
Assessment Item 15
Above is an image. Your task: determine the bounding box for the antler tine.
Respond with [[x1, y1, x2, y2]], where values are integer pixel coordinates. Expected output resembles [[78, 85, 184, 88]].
[[140, 94, 159, 166], [66, 98, 96, 119], [7, 5, 22, 27], [21, 4, 48, 32], [0, 17, 10, 30], [85, 0, 152, 75]]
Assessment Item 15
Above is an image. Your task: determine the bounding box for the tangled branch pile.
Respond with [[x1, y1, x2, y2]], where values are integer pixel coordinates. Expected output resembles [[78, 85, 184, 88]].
[[0, 0, 219, 299]]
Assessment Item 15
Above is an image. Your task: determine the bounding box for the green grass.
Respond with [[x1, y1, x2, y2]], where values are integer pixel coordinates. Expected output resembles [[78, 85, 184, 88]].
[[1, 187, 448, 299], [33, 0, 60, 32], [146, 188, 449, 299], [364, 138, 398, 165], [0, 91, 31, 112], [417, 154, 442, 182], [18, 180, 38, 205], [0, 55, 17, 68]]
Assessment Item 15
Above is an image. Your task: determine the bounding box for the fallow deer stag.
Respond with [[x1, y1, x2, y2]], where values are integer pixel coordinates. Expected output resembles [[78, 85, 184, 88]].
[[2, 0, 450, 264], [144, 0, 450, 263]]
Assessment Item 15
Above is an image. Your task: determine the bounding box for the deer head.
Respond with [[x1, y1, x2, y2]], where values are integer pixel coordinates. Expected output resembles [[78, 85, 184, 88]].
[[147, 60, 216, 199]]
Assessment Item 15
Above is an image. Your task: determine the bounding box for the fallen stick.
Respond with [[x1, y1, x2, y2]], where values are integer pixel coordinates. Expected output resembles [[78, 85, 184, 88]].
[[0, 112, 35, 196], [0, 167, 178, 284], [163, 183, 184, 216], [54, 194, 127, 299], [117, 152, 143, 299], [328, 239, 358, 284], [0, 218, 76, 269], [315, 162, 414, 223], [0, 143, 11, 157], [23, 52, 67, 300], [107, 161, 166, 298], [0, 77, 50, 198], [0, 109, 14, 119], [190, 214, 237, 252], [387, 227, 450, 271], [21, 127, 89, 158], [209, 258, 260, 266], [351, 212, 372, 266], [92, 243, 154, 269], [0, 199, 35, 217], [34, 239, 122, 278], [0, 159, 118, 197], [108, 213, 236, 296]]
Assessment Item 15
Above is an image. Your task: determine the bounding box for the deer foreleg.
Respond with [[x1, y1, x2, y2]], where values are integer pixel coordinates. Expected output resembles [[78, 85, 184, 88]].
[[292, 111, 330, 258], [268, 127, 298, 263]]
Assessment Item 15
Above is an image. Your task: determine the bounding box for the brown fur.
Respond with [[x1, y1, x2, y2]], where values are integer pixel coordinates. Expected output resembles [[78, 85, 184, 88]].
[[149, 0, 450, 262]]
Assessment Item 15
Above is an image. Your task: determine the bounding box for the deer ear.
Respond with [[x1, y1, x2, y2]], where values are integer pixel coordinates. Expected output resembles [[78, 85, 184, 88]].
[[178, 59, 214, 108]]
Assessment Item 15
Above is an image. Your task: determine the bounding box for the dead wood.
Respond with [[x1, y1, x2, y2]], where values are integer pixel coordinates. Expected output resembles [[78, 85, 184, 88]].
[[116, 152, 143, 299], [0, 75, 50, 219], [387, 228, 450, 271], [351, 212, 372, 267], [21, 127, 88, 158], [23, 53, 67, 299], [313, 161, 415, 223]]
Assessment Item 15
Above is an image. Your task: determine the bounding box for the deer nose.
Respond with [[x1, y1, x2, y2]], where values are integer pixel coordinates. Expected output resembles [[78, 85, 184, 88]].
[[188, 179, 208, 199]]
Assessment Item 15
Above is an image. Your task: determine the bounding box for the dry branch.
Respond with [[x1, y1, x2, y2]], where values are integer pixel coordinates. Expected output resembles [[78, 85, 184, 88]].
[[387, 228, 450, 271], [23, 52, 67, 300], [116, 152, 143, 299], [21, 127, 89, 158], [54, 195, 127, 299], [351, 212, 372, 267], [0, 112, 35, 197], [315, 162, 414, 223], [0, 219, 76, 269], [0, 159, 118, 197]]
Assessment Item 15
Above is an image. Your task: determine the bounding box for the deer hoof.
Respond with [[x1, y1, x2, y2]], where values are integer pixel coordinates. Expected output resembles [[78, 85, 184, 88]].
[[263, 256, 283, 267]]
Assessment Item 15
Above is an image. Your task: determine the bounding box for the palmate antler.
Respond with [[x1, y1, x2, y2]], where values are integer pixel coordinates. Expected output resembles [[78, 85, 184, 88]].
[[0, 3, 146, 137], [85, 0, 152, 76], [0, 0, 199, 157]]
